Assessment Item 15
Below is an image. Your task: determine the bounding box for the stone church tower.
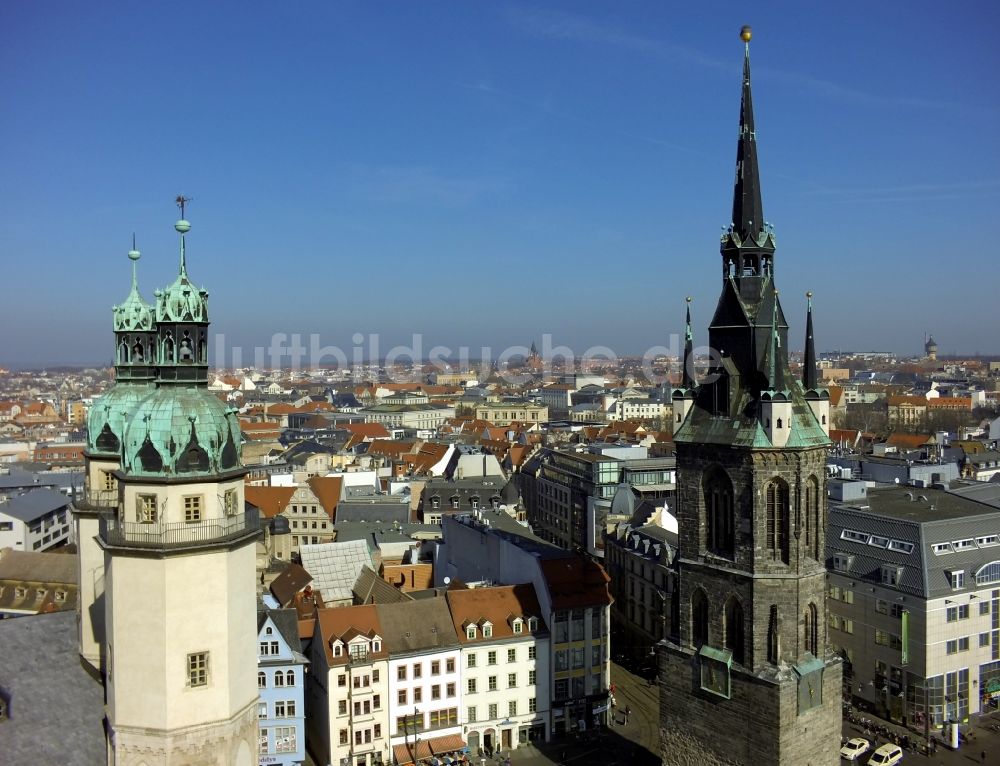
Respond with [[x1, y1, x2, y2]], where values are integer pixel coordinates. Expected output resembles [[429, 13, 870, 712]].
[[659, 28, 841, 766], [79, 205, 259, 765]]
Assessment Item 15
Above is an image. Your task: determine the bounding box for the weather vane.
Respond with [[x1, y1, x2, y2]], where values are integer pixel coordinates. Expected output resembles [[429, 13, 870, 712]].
[[175, 194, 193, 218]]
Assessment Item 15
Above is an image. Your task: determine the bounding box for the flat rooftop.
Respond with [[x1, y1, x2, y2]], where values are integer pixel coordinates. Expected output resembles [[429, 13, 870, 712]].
[[853, 486, 999, 523]]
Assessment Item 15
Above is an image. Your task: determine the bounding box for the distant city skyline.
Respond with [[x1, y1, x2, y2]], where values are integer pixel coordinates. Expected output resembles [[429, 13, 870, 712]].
[[2, 1, 999, 366]]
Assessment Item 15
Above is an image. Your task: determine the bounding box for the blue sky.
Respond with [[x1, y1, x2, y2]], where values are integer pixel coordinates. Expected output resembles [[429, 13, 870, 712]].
[[2, 1, 999, 367]]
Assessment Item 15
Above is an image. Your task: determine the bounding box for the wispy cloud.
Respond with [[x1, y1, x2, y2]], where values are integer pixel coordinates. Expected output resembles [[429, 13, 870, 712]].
[[356, 166, 509, 208], [502, 5, 728, 72], [503, 5, 959, 111]]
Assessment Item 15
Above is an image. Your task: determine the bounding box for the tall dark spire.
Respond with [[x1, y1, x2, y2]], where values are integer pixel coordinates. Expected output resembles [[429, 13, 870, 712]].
[[732, 31, 764, 245], [682, 297, 695, 389], [803, 291, 817, 390]]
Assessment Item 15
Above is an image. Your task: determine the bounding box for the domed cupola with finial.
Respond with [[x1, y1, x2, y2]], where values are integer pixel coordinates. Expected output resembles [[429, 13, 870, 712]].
[[86, 239, 157, 457], [153, 195, 210, 384], [121, 201, 242, 478]]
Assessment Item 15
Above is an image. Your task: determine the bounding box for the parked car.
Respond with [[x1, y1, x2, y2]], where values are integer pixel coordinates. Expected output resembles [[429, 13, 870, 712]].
[[866, 743, 903, 766], [840, 737, 870, 761]]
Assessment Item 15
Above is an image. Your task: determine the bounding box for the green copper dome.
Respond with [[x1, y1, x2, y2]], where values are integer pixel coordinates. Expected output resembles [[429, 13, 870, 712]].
[[122, 386, 242, 477], [154, 219, 209, 323], [86, 382, 155, 457], [113, 246, 155, 332]]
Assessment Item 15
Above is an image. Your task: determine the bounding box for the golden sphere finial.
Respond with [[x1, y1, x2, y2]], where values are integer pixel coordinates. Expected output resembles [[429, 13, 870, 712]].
[[740, 25, 752, 43], [806, 290, 813, 299], [686, 296, 692, 303]]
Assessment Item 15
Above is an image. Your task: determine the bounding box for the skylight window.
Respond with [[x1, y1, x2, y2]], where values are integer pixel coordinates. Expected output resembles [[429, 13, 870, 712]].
[[841, 530, 869, 544], [888, 540, 914, 554]]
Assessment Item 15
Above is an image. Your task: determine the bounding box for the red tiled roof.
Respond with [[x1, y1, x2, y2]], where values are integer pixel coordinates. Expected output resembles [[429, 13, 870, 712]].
[[344, 422, 391, 439], [245, 486, 295, 519], [307, 476, 343, 517]]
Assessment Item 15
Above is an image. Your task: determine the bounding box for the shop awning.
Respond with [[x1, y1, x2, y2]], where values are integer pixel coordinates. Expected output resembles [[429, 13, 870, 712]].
[[429, 734, 466, 754], [393, 734, 467, 766], [393, 741, 432, 766]]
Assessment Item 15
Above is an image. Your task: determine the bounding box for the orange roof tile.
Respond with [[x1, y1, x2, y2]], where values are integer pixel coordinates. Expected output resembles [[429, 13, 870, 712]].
[[344, 422, 391, 439], [245, 485, 295, 519], [307, 476, 343, 517], [315, 604, 388, 666]]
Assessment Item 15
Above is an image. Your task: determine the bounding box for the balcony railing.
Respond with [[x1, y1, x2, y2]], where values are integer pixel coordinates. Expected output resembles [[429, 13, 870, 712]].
[[99, 507, 260, 550], [75, 488, 119, 512]]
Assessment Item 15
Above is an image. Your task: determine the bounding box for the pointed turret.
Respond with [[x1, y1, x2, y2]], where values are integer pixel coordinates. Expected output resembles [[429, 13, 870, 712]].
[[732, 38, 764, 245], [720, 25, 776, 284], [154, 199, 210, 384], [87, 240, 157, 458], [803, 291, 817, 390], [671, 297, 697, 436], [682, 297, 695, 389]]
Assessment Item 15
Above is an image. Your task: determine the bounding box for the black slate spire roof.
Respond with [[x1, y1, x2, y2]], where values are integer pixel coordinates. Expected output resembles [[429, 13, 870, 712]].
[[732, 44, 765, 245], [803, 292, 818, 390]]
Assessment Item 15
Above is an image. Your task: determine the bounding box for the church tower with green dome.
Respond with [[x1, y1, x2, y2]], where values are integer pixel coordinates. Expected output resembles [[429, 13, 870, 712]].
[[98, 204, 260, 766], [77, 240, 158, 673]]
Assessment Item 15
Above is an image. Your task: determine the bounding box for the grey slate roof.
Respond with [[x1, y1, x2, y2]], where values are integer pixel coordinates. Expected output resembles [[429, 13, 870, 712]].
[[374, 597, 460, 654], [336, 499, 411, 524], [300, 539, 374, 603], [0, 488, 70, 522], [0, 610, 105, 764], [258, 606, 309, 661], [828, 485, 1000, 599], [353, 565, 413, 605]]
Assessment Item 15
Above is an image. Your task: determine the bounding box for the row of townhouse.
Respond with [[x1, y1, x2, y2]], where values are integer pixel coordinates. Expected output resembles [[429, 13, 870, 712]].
[[307, 586, 551, 766]]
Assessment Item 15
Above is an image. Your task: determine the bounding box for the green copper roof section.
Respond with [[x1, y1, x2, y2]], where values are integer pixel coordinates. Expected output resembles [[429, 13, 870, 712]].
[[122, 386, 242, 477], [86, 381, 155, 457], [113, 240, 155, 332], [155, 219, 209, 323], [675, 384, 829, 449]]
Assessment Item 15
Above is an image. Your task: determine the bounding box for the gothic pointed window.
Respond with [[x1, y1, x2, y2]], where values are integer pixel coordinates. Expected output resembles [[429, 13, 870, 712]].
[[765, 479, 790, 564], [724, 595, 745, 665], [691, 589, 709, 648], [804, 603, 818, 656], [132, 341, 143, 361], [119, 339, 129, 364], [704, 468, 734, 557], [767, 605, 780, 665], [804, 475, 820, 560], [163, 334, 175, 364]]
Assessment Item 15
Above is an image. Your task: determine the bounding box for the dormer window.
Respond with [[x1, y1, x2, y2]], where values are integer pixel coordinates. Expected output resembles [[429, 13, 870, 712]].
[[512, 619, 523, 635], [467, 626, 477, 639], [528, 617, 538, 632], [482, 622, 493, 638], [333, 643, 342, 657], [372, 639, 382, 653], [431, 496, 440, 509], [832, 554, 852, 573], [471, 497, 480, 510], [948, 570, 965, 590], [880, 566, 903, 587]]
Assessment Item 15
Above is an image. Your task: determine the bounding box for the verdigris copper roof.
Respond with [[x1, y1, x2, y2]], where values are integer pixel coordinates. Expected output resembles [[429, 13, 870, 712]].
[[675, 384, 828, 449], [112, 245, 155, 332], [121, 386, 241, 476], [154, 219, 209, 323], [86, 382, 154, 456]]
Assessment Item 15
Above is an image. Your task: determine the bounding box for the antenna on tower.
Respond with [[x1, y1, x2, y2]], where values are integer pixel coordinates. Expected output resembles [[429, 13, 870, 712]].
[[175, 194, 193, 218]]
